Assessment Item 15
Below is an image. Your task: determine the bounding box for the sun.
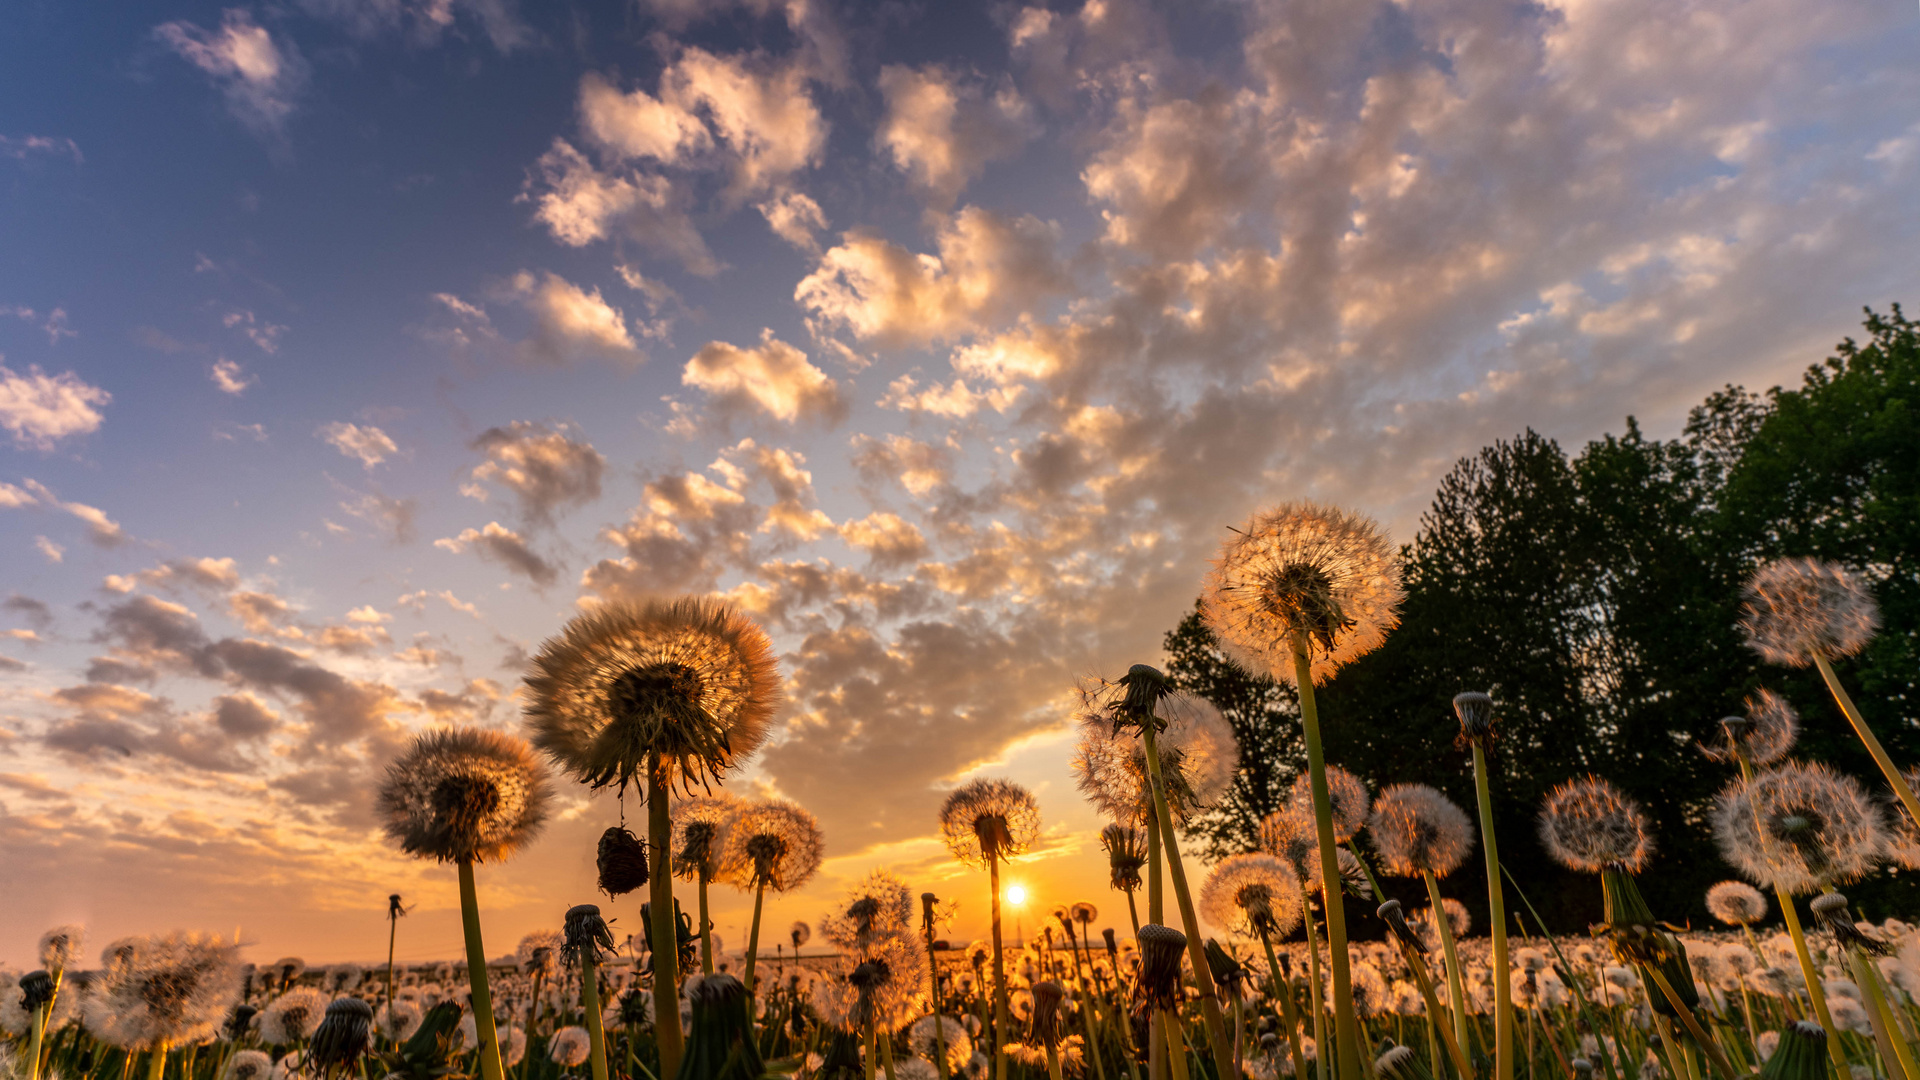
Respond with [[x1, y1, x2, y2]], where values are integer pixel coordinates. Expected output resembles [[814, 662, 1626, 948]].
[[1005, 884, 1027, 906]]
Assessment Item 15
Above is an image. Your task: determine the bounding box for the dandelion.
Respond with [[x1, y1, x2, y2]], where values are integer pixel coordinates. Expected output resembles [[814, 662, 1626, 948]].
[[549, 1026, 592, 1069], [38, 926, 83, 973], [1071, 696, 1238, 827], [562, 905, 616, 1080], [1702, 690, 1799, 768], [377, 728, 550, 1080], [224, 1050, 272, 1080], [84, 932, 244, 1080], [1201, 854, 1304, 943], [791, 921, 811, 954], [672, 793, 742, 974], [940, 777, 1041, 1078], [822, 871, 915, 952], [1713, 762, 1884, 895], [676, 974, 764, 1080], [715, 797, 824, 991], [1449, 690, 1516, 1080], [1368, 785, 1474, 879], [523, 597, 780, 1077], [305, 998, 374, 1080], [811, 936, 924, 1070], [910, 1015, 972, 1074], [1707, 882, 1770, 928], [1203, 502, 1403, 1080], [1538, 777, 1654, 873], [1287, 767, 1371, 843], [259, 988, 330, 1046], [1098, 824, 1148, 931], [375, 1000, 422, 1042]]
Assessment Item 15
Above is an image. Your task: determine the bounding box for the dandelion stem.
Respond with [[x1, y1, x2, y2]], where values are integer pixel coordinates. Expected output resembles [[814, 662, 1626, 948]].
[[1422, 870, 1472, 1064], [1642, 966, 1736, 1080], [645, 758, 683, 1077], [1776, 892, 1849, 1076], [457, 859, 506, 1080], [743, 881, 766, 994], [145, 1043, 167, 1080], [1292, 630, 1365, 1080], [698, 874, 714, 977], [1847, 945, 1918, 1080], [989, 854, 1010, 1080], [1470, 743, 1515, 1080], [1813, 653, 1920, 837], [1139, 720, 1236, 1079], [581, 953, 609, 1080], [1262, 929, 1314, 1080], [28, 1003, 47, 1080], [1304, 898, 1330, 1080]]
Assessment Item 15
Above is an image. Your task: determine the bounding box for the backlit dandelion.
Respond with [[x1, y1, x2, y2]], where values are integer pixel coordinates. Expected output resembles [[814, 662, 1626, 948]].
[[1706, 882, 1769, 927], [1538, 777, 1654, 873], [909, 1015, 972, 1074], [1741, 559, 1879, 667], [1071, 695, 1238, 827], [672, 792, 741, 975], [259, 987, 329, 1045], [224, 1051, 272, 1080], [1287, 766, 1371, 843], [1712, 762, 1885, 894], [1369, 784, 1474, 878], [1199, 854, 1303, 941], [84, 931, 244, 1080], [38, 926, 84, 973], [1701, 689, 1799, 768], [939, 777, 1040, 1079], [810, 935, 924, 1040], [549, 1026, 591, 1068], [821, 870, 915, 952], [715, 797, 824, 991]]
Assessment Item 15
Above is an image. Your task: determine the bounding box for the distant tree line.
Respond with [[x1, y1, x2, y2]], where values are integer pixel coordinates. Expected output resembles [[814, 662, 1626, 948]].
[[1166, 304, 1920, 938]]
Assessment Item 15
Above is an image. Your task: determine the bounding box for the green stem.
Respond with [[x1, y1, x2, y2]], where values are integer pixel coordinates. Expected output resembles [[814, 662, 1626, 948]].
[[646, 760, 683, 1077], [990, 856, 1009, 1080], [1261, 930, 1313, 1080], [386, 915, 399, 1053], [29, 1006, 47, 1080], [1305, 899, 1330, 1080], [145, 1044, 167, 1080], [581, 955, 608, 1080], [1294, 633, 1363, 1080], [743, 882, 766, 993], [1850, 946, 1918, 1080], [698, 875, 714, 977], [1778, 890, 1849, 1075], [1140, 722, 1236, 1079], [1815, 653, 1920, 837], [1470, 744, 1514, 1080], [1423, 870, 1472, 1064], [458, 859, 506, 1080], [926, 917, 950, 1080], [1642, 966, 1736, 1080]]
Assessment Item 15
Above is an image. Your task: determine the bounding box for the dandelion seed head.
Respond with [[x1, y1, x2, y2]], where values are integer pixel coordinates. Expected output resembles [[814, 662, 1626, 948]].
[[671, 793, 742, 882], [377, 728, 552, 864], [716, 798, 824, 893], [809, 934, 923, 1032], [83, 933, 245, 1050], [1705, 881, 1769, 927], [1712, 761, 1885, 894], [522, 597, 780, 793], [37, 925, 85, 972], [1100, 823, 1148, 892], [258, 987, 330, 1045], [1410, 900, 1471, 949], [1071, 694, 1238, 826], [1288, 766, 1371, 843], [517, 931, 562, 978], [909, 1015, 971, 1073], [1202, 502, 1405, 685], [1702, 689, 1799, 767], [1538, 776, 1654, 873], [939, 777, 1042, 868], [548, 1025, 591, 1067], [224, 1050, 272, 1080], [1200, 853, 1303, 940], [821, 870, 915, 951], [1740, 558, 1880, 667], [1369, 784, 1475, 877], [791, 921, 811, 947]]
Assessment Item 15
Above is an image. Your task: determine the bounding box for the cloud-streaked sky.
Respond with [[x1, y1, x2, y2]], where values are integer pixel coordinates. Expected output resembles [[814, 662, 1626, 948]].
[[3, 0, 1916, 967]]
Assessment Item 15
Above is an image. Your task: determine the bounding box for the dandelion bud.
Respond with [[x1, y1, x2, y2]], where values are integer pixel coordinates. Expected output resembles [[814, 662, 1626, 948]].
[[21, 970, 54, 1011], [1377, 1045, 1432, 1080], [305, 998, 374, 1080], [1453, 692, 1495, 745], [1760, 1021, 1829, 1080], [1102, 928, 1118, 958], [563, 905, 616, 968], [1026, 981, 1068, 1050], [1809, 892, 1894, 957], [1203, 939, 1246, 995], [1572, 1060, 1594, 1080], [1377, 900, 1427, 955], [1133, 924, 1187, 1011]]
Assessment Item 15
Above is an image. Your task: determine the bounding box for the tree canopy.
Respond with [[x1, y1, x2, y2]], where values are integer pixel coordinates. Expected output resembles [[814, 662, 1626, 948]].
[[1166, 305, 1920, 936]]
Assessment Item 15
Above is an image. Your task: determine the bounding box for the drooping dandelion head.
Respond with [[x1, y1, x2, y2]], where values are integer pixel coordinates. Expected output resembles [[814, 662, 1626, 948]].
[[1071, 688, 1237, 827], [1100, 823, 1148, 892], [1287, 766, 1371, 843], [939, 777, 1042, 868], [39, 925, 85, 972], [1537, 777, 1654, 873], [671, 793, 743, 882], [1711, 761, 1885, 895], [1199, 853, 1303, 940], [1368, 784, 1475, 878], [1202, 502, 1405, 686], [377, 727, 552, 865], [1701, 689, 1799, 767], [821, 870, 915, 951], [1740, 558, 1880, 667], [522, 597, 781, 793], [84, 933, 245, 1050], [716, 798, 824, 893], [1705, 881, 1769, 927]]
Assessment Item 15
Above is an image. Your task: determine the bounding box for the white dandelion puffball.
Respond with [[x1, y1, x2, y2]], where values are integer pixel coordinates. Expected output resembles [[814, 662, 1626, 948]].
[[1537, 776, 1654, 873], [549, 1025, 591, 1067], [1705, 881, 1769, 927], [1740, 558, 1880, 666], [1369, 784, 1474, 877], [1287, 766, 1371, 843], [1711, 762, 1885, 894]]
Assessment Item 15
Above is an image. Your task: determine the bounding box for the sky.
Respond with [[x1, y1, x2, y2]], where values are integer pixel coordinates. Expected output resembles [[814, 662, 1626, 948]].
[[1, 0, 1917, 968]]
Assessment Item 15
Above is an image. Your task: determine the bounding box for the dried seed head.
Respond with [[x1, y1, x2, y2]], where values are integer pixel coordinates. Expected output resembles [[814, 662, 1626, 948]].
[[1199, 853, 1303, 940], [1100, 823, 1149, 892], [563, 905, 615, 968], [305, 998, 374, 1079], [377, 728, 551, 865], [1704, 881, 1769, 927], [1072, 690, 1237, 827], [595, 826, 649, 897], [1701, 689, 1798, 767], [1712, 761, 1885, 894], [1537, 776, 1654, 873], [671, 793, 743, 882], [1740, 558, 1880, 667], [1287, 766, 1372, 843], [821, 871, 914, 951], [1452, 692, 1495, 745], [1202, 502, 1404, 685], [716, 798, 824, 893], [1133, 924, 1187, 1011], [1368, 784, 1474, 877], [939, 777, 1041, 869]]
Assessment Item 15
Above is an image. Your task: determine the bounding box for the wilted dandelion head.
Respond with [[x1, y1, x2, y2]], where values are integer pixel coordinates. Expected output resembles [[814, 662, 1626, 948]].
[[39, 925, 85, 971], [821, 870, 915, 951], [1071, 692, 1237, 826], [939, 778, 1041, 868], [1287, 766, 1371, 843], [671, 793, 743, 882], [1202, 502, 1405, 686], [377, 728, 552, 865], [1100, 823, 1148, 892], [716, 798, 824, 893], [83, 933, 245, 1050], [1701, 689, 1799, 768], [1739, 558, 1880, 667], [522, 597, 780, 794], [1200, 853, 1303, 940], [1711, 761, 1885, 894], [1369, 784, 1474, 878], [1537, 777, 1654, 873], [1705, 881, 1769, 927]]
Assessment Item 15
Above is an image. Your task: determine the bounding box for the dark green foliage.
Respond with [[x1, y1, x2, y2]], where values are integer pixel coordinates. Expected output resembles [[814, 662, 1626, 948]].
[[1165, 305, 1920, 935]]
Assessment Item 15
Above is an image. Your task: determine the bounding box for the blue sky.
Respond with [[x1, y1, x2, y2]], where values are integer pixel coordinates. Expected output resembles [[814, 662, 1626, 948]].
[[2, 0, 1917, 966]]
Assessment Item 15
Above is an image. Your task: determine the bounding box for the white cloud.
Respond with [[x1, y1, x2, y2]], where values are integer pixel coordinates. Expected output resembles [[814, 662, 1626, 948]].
[[317, 422, 398, 468], [0, 363, 110, 450], [505, 270, 641, 364], [838, 511, 927, 568], [682, 331, 844, 424], [435, 521, 559, 586], [465, 421, 605, 526], [757, 189, 828, 250], [524, 141, 719, 276], [223, 310, 285, 353], [662, 48, 827, 198], [209, 358, 254, 395], [0, 135, 83, 164], [15, 480, 126, 546], [35, 536, 63, 563], [877, 65, 1037, 207], [578, 71, 710, 164], [153, 10, 305, 138]]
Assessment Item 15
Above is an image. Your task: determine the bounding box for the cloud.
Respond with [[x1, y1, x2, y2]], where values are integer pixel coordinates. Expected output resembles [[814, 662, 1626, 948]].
[[435, 521, 560, 586], [12, 480, 127, 546], [0, 363, 110, 450], [577, 71, 710, 164], [0, 135, 83, 164], [153, 10, 305, 139], [796, 208, 1067, 345], [838, 511, 928, 569], [524, 141, 719, 276], [682, 331, 845, 424], [294, 0, 532, 53], [209, 358, 254, 395], [504, 270, 642, 364], [337, 487, 417, 543], [877, 65, 1037, 207], [35, 536, 63, 563], [317, 422, 398, 467], [464, 421, 605, 527], [662, 48, 827, 198], [211, 691, 279, 738], [1, 306, 76, 344], [757, 189, 828, 250]]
